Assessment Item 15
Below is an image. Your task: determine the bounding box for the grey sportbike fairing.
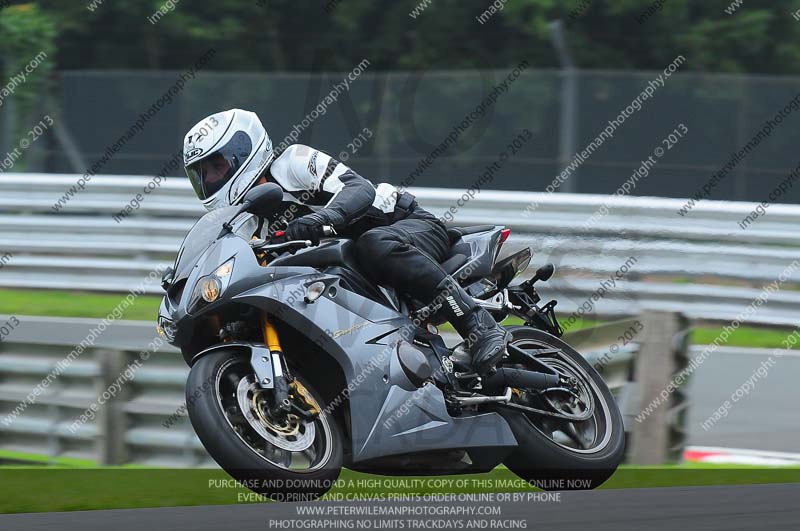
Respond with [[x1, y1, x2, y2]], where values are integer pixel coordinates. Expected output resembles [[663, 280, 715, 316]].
[[158, 184, 624, 497]]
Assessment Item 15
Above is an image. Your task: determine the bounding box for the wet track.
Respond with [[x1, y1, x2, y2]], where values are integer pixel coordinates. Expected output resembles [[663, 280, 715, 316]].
[[2, 483, 798, 531], [687, 346, 800, 452]]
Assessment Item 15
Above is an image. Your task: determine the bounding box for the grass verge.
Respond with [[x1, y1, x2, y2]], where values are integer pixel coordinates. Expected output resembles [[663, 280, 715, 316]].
[[0, 464, 798, 514], [2, 288, 796, 349], [0, 288, 161, 322]]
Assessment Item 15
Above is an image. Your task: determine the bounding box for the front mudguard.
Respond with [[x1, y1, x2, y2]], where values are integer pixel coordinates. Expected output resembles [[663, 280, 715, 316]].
[[189, 341, 276, 390]]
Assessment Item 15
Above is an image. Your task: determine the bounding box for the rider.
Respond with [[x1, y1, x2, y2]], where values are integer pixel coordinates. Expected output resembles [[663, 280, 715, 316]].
[[183, 109, 510, 376]]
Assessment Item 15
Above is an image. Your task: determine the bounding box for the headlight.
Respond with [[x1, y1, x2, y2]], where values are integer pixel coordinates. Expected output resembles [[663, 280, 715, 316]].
[[190, 258, 234, 311], [199, 277, 222, 302]]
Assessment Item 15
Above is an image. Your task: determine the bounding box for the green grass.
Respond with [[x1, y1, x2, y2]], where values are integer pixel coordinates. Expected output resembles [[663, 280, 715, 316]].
[[447, 314, 794, 350], [0, 288, 161, 322], [1, 289, 796, 349], [0, 464, 797, 514], [0, 449, 97, 468], [690, 326, 794, 349]]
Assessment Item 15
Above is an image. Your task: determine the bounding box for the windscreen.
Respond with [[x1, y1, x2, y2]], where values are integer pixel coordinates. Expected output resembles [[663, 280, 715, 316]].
[[173, 206, 257, 281]]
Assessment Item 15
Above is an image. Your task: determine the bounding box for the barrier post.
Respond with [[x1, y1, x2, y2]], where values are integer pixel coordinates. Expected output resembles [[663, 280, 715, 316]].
[[628, 310, 689, 464], [96, 349, 127, 465]]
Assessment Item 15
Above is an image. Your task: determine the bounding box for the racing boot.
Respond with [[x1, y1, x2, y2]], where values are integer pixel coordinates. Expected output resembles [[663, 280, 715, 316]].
[[434, 276, 511, 376]]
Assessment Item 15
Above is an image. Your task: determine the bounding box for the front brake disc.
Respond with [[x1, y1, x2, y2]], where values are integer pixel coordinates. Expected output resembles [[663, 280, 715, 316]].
[[236, 375, 316, 452]]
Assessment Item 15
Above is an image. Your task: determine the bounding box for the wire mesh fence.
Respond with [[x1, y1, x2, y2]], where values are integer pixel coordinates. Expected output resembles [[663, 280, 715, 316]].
[[4, 67, 800, 203]]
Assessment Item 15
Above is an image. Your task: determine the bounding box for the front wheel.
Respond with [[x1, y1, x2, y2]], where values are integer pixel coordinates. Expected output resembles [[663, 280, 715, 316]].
[[498, 327, 625, 490], [186, 350, 343, 501]]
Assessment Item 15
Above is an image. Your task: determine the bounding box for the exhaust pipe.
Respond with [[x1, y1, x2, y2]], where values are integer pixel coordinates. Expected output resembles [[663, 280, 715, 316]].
[[455, 387, 513, 405]]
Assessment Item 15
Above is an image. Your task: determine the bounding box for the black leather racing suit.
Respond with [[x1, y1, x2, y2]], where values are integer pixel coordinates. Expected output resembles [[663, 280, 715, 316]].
[[265, 144, 509, 375], [264, 144, 451, 301]]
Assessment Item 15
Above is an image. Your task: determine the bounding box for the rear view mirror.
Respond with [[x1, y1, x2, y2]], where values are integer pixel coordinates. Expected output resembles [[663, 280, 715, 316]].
[[161, 266, 175, 291], [220, 183, 285, 236], [242, 183, 284, 217]]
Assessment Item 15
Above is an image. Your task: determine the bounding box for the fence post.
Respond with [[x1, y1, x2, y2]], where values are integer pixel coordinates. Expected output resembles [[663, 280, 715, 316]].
[[96, 349, 127, 465], [627, 310, 689, 465]]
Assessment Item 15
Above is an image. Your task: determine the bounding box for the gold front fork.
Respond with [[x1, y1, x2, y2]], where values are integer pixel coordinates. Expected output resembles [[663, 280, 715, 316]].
[[262, 315, 282, 353], [262, 314, 320, 415]]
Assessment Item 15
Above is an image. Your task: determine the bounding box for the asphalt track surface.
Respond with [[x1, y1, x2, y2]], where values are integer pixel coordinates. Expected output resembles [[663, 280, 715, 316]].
[[686, 347, 800, 452], [2, 483, 798, 531]]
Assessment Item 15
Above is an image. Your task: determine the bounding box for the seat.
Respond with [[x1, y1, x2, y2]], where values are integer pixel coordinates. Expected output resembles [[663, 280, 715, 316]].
[[271, 227, 488, 288], [440, 253, 469, 275]]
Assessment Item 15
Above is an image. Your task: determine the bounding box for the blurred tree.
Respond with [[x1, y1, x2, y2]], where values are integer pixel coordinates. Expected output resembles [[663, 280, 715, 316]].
[[18, 0, 800, 74], [0, 3, 57, 156]]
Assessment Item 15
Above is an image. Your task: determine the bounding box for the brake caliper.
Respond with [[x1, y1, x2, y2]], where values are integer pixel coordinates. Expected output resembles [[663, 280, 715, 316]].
[[291, 380, 321, 416]]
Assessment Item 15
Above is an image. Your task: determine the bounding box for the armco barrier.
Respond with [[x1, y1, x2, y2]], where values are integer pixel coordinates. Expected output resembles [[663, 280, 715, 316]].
[[0, 314, 686, 466], [2, 174, 800, 325]]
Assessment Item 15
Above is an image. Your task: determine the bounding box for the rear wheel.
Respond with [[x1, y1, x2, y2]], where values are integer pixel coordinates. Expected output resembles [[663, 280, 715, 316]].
[[186, 350, 343, 501], [498, 327, 625, 490]]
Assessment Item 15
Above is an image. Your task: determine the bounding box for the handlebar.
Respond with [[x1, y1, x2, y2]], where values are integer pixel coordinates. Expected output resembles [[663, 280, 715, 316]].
[[249, 225, 337, 251]]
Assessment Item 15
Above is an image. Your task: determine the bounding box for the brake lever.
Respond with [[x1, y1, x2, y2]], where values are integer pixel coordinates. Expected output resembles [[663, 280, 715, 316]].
[[250, 239, 312, 251], [250, 229, 291, 248], [250, 226, 335, 251]]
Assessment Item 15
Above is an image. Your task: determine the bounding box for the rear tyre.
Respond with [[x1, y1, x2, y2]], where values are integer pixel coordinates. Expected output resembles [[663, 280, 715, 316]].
[[498, 327, 625, 490], [186, 350, 343, 502]]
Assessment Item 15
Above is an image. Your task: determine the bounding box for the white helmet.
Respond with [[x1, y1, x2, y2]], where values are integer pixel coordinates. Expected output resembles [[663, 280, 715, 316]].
[[183, 109, 274, 210]]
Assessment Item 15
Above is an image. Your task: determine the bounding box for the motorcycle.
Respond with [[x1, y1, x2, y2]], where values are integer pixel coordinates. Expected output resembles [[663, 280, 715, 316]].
[[158, 183, 625, 501]]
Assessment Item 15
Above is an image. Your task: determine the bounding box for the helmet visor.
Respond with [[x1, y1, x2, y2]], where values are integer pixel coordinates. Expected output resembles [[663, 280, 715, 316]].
[[186, 131, 253, 200]]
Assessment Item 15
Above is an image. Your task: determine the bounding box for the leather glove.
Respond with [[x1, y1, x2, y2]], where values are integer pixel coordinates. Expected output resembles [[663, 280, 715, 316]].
[[286, 214, 325, 246]]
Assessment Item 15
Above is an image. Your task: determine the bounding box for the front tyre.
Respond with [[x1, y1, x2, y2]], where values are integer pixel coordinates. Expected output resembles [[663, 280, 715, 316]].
[[186, 350, 343, 502], [498, 327, 625, 490]]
